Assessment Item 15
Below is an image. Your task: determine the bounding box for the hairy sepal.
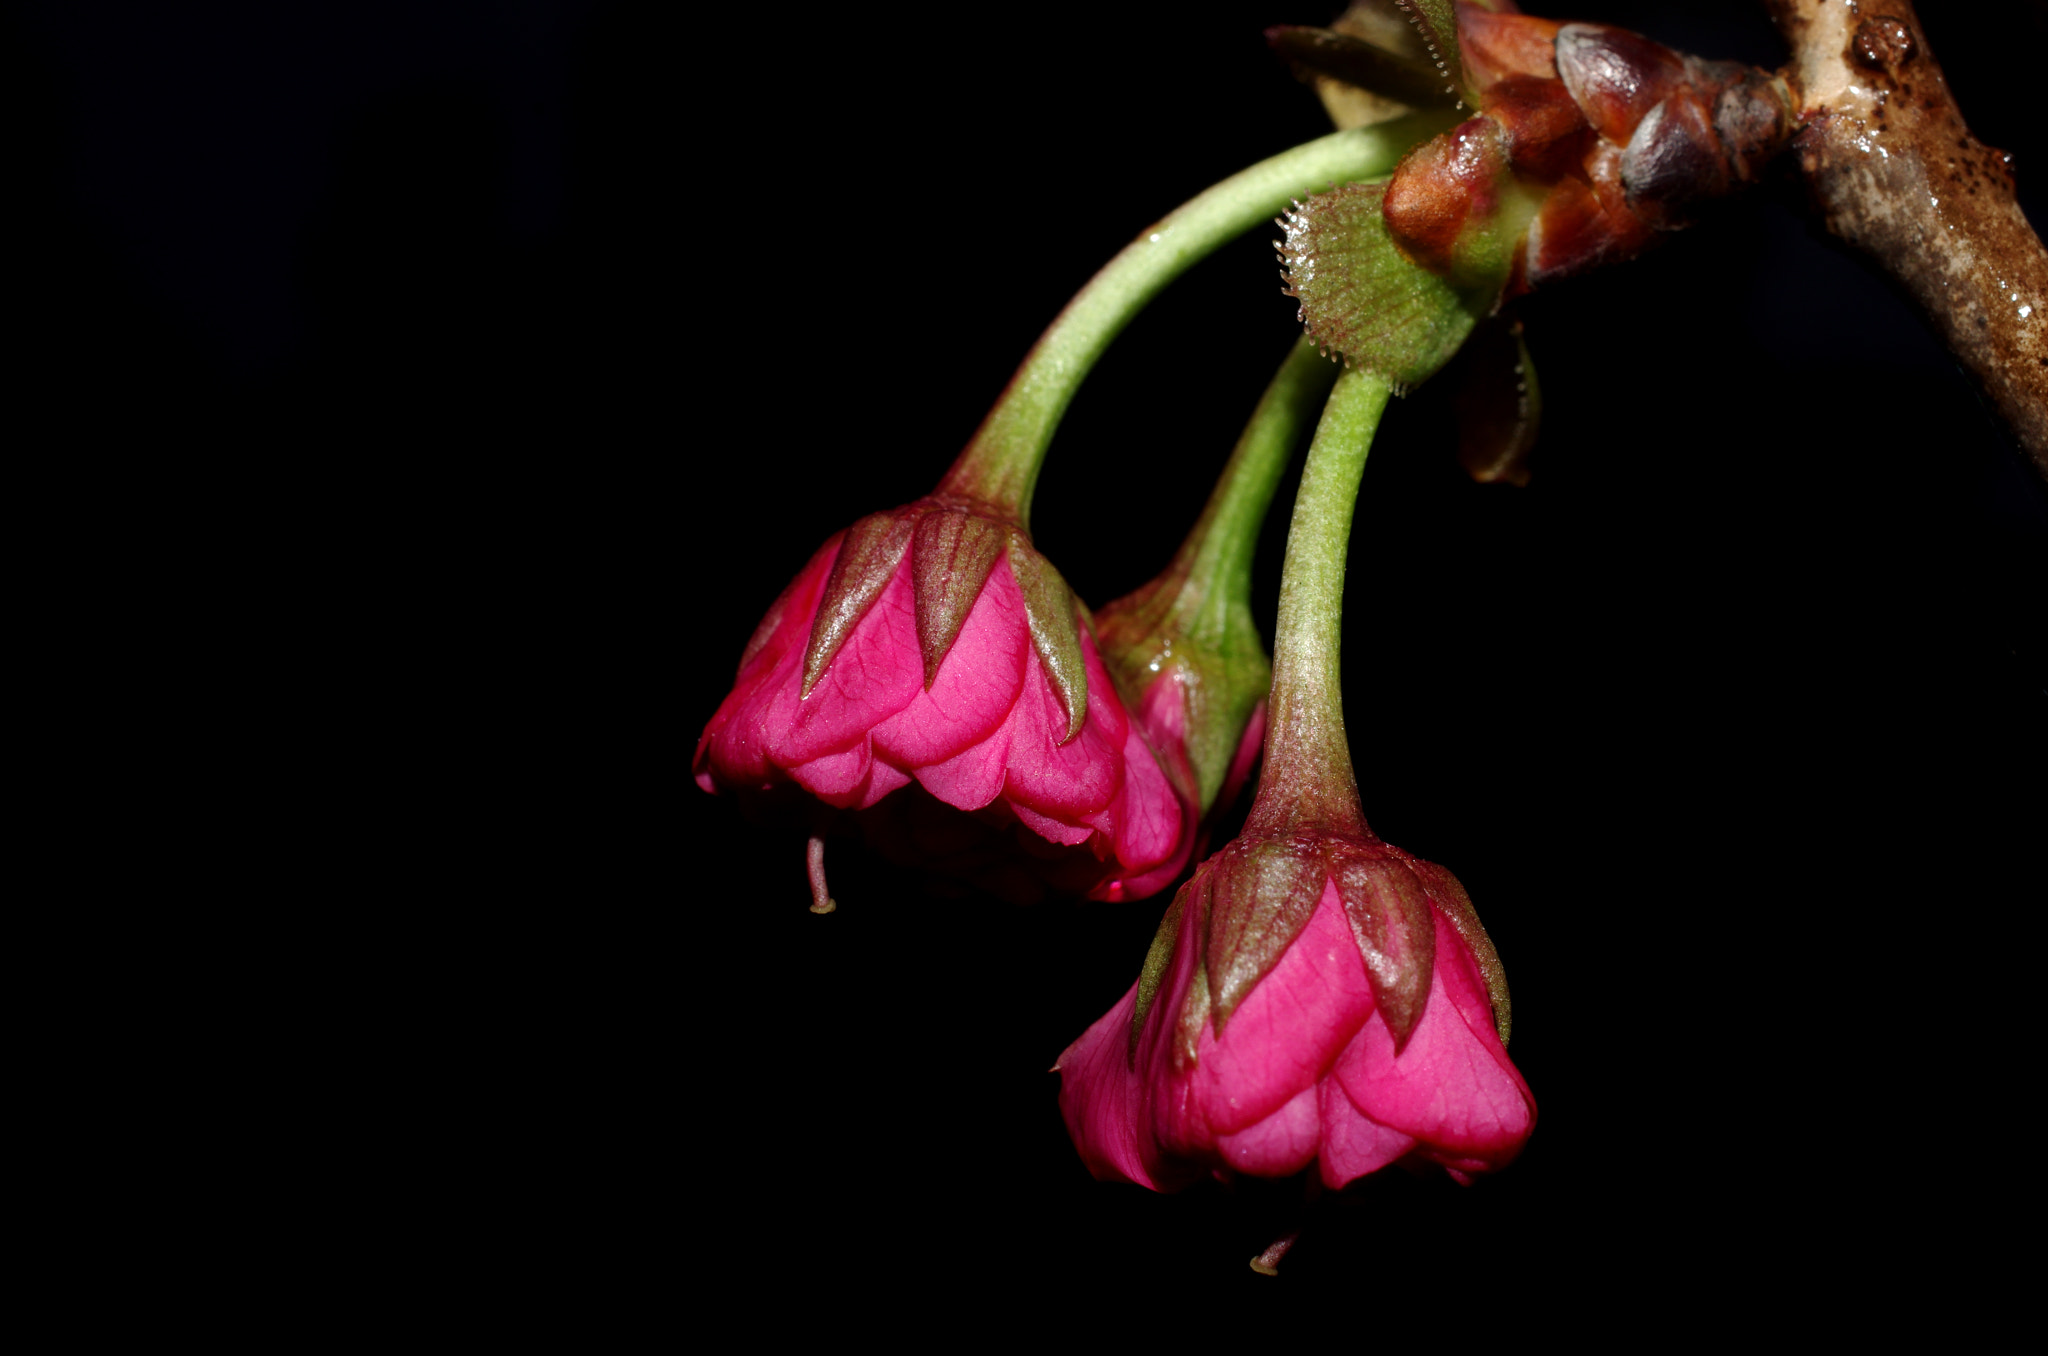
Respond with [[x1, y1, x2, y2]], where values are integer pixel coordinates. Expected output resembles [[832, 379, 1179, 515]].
[[1131, 888, 1189, 1062], [1007, 537, 1090, 744], [1329, 848, 1438, 1051], [1408, 857, 1511, 1045], [911, 509, 1007, 687], [1280, 181, 1503, 391], [1266, 25, 1461, 110], [802, 512, 914, 698], [1204, 841, 1329, 1038], [1393, 0, 1472, 106]]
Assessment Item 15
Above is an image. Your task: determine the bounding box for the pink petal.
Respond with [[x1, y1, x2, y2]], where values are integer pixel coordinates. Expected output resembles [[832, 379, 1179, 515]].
[[1012, 802, 1094, 846], [1001, 626, 1125, 820], [1054, 982, 1168, 1190], [786, 740, 910, 809], [1330, 909, 1536, 1164], [1133, 669, 1189, 758], [736, 536, 839, 682], [1084, 726, 1191, 901], [1110, 724, 1186, 873], [1186, 880, 1377, 1139], [1215, 1084, 1320, 1176], [762, 565, 923, 768], [851, 758, 911, 809], [869, 564, 1031, 767], [1213, 698, 1267, 821], [1316, 1078, 1415, 1188], [697, 646, 794, 789], [913, 725, 1014, 811]]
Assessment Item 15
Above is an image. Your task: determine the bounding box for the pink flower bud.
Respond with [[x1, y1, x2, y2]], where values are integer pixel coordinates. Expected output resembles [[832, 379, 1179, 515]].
[[694, 498, 1190, 900], [1055, 828, 1534, 1189]]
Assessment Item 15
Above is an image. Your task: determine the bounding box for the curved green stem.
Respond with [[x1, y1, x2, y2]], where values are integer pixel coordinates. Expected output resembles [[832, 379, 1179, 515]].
[[1175, 335, 1338, 641], [1094, 335, 1340, 812], [1245, 365, 1393, 838], [934, 112, 1457, 527]]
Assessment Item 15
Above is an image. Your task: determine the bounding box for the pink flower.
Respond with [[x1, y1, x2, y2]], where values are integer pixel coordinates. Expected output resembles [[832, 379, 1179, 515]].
[[693, 497, 1190, 900], [1055, 829, 1534, 1189]]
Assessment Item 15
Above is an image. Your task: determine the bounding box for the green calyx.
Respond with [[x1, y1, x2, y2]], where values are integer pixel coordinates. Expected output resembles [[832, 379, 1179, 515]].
[[801, 500, 1092, 743], [1094, 337, 1338, 813], [1279, 170, 1535, 393], [1131, 833, 1460, 1064]]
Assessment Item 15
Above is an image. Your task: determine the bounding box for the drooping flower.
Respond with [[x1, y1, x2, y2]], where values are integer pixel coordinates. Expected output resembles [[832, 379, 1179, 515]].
[[1057, 365, 1534, 1192], [693, 494, 1188, 900], [1056, 830, 1533, 1189], [692, 99, 1441, 908]]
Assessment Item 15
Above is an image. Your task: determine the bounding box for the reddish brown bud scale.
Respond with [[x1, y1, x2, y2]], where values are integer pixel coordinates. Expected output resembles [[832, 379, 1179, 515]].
[[1382, 116, 1512, 278], [1621, 92, 1730, 229], [1482, 74, 1593, 183], [1456, 6, 1560, 87], [1553, 22, 1686, 146], [1520, 147, 1657, 291], [1282, 3, 1800, 357]]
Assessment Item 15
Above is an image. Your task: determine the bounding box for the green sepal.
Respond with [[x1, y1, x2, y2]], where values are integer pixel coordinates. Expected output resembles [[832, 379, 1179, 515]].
[[1169, 869, 1215, 1072], [1408, 858, 1512, 1046], [1266, 25, 1461, 110], [1279, 181, 1503, 392], [1131, 888, 1189, 1064], [1393, 0, 1472, 106], [1328, 848, 1438, 1052], [911, 508, 1007, 687], [1007, 536, 1090, 744], [801, 512, 915, 698], [1173, 956, 1212, 1075], [1094, 584, 1273, 815], [1204, 839, 1329, 1037]]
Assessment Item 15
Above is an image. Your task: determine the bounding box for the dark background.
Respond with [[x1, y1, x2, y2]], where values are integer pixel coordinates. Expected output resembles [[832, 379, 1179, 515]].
[[15, 0, 2041, 1317]]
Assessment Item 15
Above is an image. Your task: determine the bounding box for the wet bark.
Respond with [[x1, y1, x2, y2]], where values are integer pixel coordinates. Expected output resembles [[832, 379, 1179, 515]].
[[1767, 0, 2048, 479]]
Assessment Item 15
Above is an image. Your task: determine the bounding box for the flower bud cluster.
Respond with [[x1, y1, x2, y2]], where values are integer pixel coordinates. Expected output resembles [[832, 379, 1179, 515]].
[[1399, 5, 1796, 292]]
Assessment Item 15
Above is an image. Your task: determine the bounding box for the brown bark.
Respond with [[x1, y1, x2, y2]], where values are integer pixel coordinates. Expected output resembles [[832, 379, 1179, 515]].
[[1767, 0, 2048, 478]]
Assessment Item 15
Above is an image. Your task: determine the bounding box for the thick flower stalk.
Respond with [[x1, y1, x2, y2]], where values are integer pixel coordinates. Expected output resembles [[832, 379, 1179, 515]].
[[1057, 366, 1535, 1186], [1094, 336, 1339, 832], [696, 117, 1450, 901]]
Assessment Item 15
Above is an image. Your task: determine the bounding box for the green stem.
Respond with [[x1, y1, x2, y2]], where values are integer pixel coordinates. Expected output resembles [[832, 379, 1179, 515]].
[[1173, 335, 1338, 642], [1245, 365, 1393, 838], [934, 112, 1456, 527]]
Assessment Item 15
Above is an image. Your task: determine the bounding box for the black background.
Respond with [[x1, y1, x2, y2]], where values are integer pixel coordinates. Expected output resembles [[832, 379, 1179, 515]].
[[16, 0, 2043, 1318]]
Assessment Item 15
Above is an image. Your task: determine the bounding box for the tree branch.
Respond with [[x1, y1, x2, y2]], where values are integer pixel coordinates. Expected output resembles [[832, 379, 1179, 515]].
[[1767, 0, 2048, 478]]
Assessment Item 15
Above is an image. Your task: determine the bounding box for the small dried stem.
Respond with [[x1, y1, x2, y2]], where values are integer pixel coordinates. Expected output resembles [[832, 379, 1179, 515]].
[[1767, 0, 2048, 478]]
